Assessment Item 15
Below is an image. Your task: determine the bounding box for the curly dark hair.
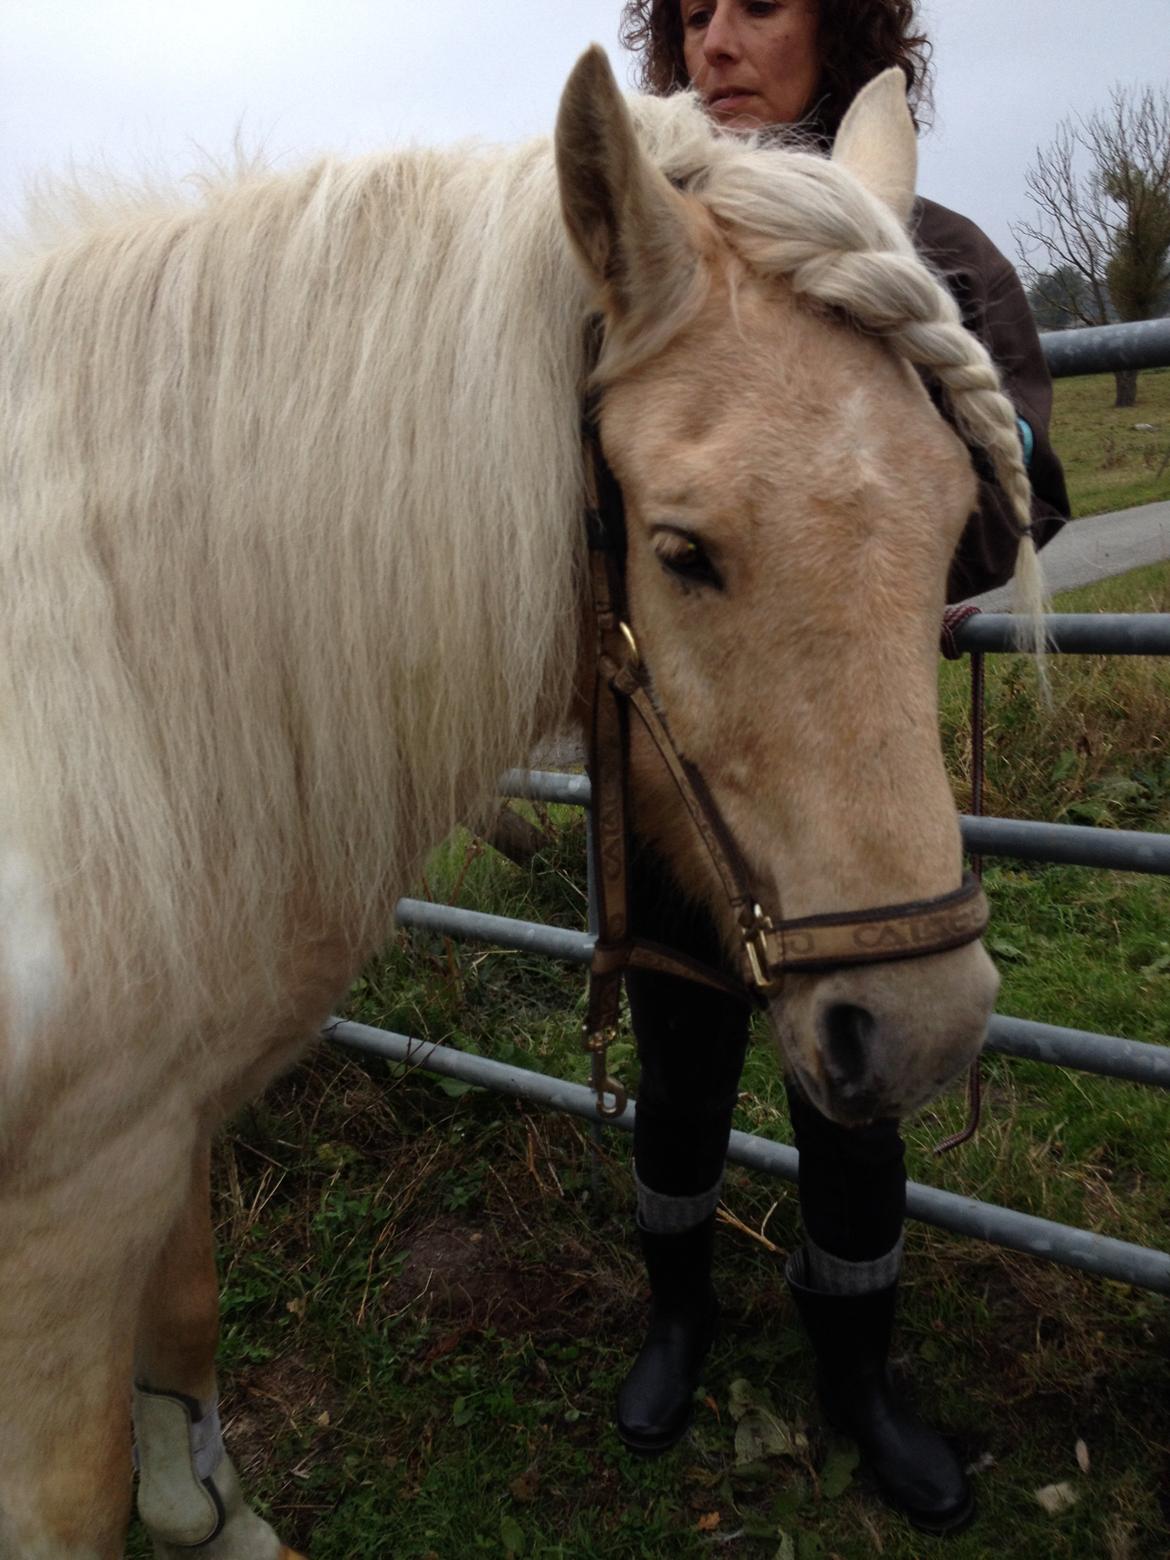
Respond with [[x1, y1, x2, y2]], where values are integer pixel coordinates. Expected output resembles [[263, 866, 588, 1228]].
[[618, 0, 933, 140]]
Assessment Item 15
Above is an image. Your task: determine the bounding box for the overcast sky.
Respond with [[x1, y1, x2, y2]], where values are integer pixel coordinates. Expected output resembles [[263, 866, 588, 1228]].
[[1, 1, 1166, 263]]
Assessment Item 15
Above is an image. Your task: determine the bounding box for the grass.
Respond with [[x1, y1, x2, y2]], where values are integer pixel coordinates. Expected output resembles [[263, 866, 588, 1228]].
[[939, 562, 1170, 828], [1050, 366, 1170, 517], [126, 558, 1170, 1556]]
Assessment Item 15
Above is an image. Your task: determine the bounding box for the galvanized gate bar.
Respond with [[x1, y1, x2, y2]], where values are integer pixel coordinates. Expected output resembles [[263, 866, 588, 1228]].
[[393, 903, 1170, 1089], [985, 1015, 1170, 1088], [326, 1018, 1170, 1295], [395, 898, 592, 964], [503, 609, 1170, 807], [500, 769, 592, 805], [959, 815, 1170, 873], [498, 771, 1170, 875], [956, 613, 1170, 655], [1040, 317, 1170, 378]]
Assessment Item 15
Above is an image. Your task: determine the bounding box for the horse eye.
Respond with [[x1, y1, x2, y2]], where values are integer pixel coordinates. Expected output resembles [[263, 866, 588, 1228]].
[[655, 530, 723, 591]]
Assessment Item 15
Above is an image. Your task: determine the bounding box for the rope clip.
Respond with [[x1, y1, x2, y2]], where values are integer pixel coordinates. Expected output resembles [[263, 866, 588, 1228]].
[[583, 1023, 628, 1119]]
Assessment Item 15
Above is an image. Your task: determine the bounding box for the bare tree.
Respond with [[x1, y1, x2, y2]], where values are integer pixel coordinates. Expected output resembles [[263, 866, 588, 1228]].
[[1025, 265, 1094, 331], [1014, 86, 1170, 407]]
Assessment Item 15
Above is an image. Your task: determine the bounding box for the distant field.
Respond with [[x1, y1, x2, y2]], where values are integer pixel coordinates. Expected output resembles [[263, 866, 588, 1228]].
[[1051, 366, 1170, 517]]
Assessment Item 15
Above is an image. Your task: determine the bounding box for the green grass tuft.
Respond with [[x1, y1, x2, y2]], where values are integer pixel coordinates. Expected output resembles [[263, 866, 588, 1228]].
[[1051, 367, 1170, 517]]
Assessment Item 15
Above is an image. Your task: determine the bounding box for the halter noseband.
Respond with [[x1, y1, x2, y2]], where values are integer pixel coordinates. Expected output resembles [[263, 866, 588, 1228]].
[[579, 386, 989, 1118]]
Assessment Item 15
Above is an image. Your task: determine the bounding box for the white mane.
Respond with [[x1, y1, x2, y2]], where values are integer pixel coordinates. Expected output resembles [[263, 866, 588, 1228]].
[[0, 93, 1039, 1052], [1, 132, 595, 1039]]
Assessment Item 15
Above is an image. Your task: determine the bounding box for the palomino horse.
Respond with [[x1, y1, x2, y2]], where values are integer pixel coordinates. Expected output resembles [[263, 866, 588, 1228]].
[[0, 47, 1039, 1559]]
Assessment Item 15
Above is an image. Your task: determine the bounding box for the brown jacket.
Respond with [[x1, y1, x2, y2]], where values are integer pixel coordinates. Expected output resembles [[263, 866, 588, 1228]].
[[913, 198, 1069, 602]]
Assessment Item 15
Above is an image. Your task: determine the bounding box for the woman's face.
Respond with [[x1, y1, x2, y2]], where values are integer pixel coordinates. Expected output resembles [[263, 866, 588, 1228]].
[[680, 0, 822, 128]]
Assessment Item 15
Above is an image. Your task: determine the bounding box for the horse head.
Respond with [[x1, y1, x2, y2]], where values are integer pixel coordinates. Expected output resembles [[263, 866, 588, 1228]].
[[555, 50, 1032, 1125]]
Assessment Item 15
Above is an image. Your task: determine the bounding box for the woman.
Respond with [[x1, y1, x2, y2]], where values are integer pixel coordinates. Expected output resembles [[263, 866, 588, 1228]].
[[613, 0, 1069, 1536]]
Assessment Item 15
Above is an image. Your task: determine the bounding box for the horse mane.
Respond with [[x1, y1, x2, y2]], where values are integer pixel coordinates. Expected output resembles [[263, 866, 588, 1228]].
[[1, 134, 594, 1038], [0, 94, 1040, 1049]]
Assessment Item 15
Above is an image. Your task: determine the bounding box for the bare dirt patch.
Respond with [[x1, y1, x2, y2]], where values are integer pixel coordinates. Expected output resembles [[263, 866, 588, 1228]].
[[226, 1353, 342, 1482], [380, 1216, 607, 1343]]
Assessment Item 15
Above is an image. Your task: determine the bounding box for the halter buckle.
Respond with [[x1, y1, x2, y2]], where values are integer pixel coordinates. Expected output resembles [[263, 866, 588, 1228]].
[[742, 903, 781, 997], [618, 621, 640, 669]]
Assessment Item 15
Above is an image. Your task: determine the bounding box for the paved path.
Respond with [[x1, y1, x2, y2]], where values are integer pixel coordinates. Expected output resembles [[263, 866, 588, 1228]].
[[969, 501, 1170, 610]]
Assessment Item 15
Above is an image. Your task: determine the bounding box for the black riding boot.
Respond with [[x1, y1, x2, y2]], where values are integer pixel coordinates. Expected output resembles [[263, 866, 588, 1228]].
[[616, 1215, 718, 1454], [786, 1255, 974, 1535]]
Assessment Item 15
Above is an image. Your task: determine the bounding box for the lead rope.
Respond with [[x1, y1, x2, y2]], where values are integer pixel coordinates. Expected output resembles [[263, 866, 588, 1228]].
[[934, 604, 985, 1156]]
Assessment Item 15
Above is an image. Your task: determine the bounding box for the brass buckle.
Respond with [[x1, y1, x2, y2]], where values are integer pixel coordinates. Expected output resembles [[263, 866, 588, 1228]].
[[742, 903, 781, 997], [583, 1024, 628, 1119], [618, 621, 640, 669]]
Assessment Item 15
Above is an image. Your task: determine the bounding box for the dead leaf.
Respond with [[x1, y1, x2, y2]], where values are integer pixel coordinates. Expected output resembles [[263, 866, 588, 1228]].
[[315, 1410, 330, 1428], [1075, 1439, 1091, 1475], [735, 1413, 807, 1466], [685, 1465, 720, 1489], [696, 1512, 721, 1533], [729, 1377, 808, 1466], [821, 1443, 861, 1499], [510, 1468, 540, 1504], [1035, 1482, 1079, 1516]]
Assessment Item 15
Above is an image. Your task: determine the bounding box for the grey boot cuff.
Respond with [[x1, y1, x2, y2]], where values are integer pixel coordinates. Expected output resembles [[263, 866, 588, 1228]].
[[635, 1171, 723, 1234], [788, 1234, 904, 1296]]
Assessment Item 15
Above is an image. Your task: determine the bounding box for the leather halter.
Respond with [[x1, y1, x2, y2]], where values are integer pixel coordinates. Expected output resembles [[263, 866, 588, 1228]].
[[580, 392, 990, 1118]]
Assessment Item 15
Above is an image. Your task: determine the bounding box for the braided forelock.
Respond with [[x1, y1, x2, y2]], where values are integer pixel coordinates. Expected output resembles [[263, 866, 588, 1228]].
[[692, 141, 1048, 660]]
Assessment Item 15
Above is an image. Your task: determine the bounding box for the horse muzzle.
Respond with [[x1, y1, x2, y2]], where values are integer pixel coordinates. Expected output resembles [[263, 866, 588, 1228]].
[[771, 937, 1000, 1125]]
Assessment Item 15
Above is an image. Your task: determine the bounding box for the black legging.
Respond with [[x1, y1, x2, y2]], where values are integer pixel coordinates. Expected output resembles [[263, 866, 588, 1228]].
[[626, 847, 905, 1262]]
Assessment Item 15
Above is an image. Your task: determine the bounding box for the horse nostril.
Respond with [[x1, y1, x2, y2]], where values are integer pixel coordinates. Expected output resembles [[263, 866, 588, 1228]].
[[820, 1002, 878, 1090]]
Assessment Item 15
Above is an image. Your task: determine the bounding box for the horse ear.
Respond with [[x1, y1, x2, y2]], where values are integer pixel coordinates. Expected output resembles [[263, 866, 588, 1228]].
[[831, 68, 918, 224], [556, 45, 697, 325]]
